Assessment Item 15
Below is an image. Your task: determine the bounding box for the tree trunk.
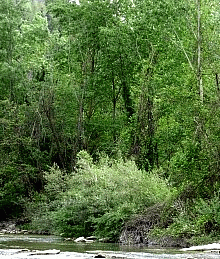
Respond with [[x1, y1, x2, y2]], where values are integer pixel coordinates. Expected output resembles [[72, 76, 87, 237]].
[[119, 55, 134, 118], [216, 73, 219, 92], [42, 92, 65, 169], [133, 66, 157, 171], [197, 0, 203, 102], [112, 74, 117, 142]]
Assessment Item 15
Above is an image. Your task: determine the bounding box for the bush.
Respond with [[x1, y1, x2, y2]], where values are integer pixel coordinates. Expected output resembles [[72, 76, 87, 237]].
[[149, 193, 220, 245], [26, 151, 173, 240], [194, 195, 220, 235]]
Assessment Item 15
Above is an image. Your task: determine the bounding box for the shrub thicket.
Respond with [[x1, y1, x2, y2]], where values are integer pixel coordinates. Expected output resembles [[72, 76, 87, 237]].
[[25, 151, 173, 240], [149, 193, 220, 245]]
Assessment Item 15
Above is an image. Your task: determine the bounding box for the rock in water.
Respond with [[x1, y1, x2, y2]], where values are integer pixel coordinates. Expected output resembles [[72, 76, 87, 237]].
[[86, 236, 97, 241], [28, 249, 60, 255], [94, 254, 105, 258], [74, 236, 86, 242]]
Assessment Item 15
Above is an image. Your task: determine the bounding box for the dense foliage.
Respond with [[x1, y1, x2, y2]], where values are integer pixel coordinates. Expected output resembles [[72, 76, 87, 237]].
[[24, 151, 172, 240], [1, 0, 220, 244]]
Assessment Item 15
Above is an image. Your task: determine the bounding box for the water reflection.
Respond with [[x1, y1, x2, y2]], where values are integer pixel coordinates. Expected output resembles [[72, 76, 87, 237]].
[[0, 235, 122, 252], [0, 235, 180, 254]]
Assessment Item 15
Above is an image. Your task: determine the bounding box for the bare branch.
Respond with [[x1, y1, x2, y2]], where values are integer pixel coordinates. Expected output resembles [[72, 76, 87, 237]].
[[173, 30, 194, 72]]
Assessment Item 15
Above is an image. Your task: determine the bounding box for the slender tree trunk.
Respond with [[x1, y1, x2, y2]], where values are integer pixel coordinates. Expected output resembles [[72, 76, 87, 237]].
[[112, 74, 117, 142], [77, 92, 85, 150], [197, 0, 203, 102], [147, 96, 155, 168], [43, 93, 65, 169], [47, 112, 65, 169], [119, 55, 134, 118], [216, 74, 219, 92], [133, 66, 157, 171], [75, 61, 88, 152]]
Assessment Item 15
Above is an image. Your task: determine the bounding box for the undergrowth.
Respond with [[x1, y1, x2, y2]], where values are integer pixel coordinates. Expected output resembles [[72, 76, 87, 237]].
[[23, 151, 220, 245], [149, 193, 220, 246], [25, 151, 173, 240]]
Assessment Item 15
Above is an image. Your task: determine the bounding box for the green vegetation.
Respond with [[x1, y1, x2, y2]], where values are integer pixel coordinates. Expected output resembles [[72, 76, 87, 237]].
[[24, 152, 220, 244], [150, 194, 220, 245], [25, 151, 173, 240], [0, 0, 220, 245]]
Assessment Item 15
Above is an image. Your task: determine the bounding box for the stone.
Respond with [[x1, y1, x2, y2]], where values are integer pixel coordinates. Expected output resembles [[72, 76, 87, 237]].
[[8, 224, 16, 230], [94, 254, 105, 258], [20, 230, 28, 234], [85, 239, 94, 243], [86, 236, 97, 241], [74, 236, 86, 242]]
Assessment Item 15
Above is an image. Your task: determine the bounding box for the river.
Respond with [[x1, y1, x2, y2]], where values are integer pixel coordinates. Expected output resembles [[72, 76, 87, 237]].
[[0, 234, 219, 259]]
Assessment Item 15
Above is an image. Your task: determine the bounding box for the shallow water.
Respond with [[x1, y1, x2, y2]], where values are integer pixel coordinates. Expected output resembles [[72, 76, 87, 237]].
[[0, 234, 219, 259], [0, 235, 177, 253], [0, 235, 121, 252]]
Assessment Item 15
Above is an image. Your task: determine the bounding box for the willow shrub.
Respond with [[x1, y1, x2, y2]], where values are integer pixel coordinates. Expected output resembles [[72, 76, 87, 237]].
[[27, 151, 173, 240]]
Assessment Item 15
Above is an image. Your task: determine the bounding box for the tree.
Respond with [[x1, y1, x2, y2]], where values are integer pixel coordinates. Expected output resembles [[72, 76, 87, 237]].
[[0, 0, 50, 218]]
